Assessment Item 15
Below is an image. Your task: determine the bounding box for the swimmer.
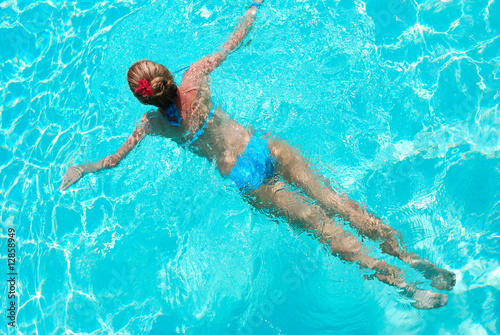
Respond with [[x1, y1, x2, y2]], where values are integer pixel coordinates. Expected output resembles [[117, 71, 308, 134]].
[[59, 2, 455, 309]]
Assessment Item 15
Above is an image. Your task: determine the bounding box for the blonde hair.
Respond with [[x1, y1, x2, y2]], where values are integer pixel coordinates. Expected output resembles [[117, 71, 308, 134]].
[[127, 60, 177, 107]]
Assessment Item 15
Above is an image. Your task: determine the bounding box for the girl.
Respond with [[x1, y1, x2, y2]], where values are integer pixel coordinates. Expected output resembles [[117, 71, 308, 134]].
[[60, 2, 455, 309]]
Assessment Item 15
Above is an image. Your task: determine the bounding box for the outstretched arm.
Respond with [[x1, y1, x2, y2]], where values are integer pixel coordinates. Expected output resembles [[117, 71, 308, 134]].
[[189, 1, 263, 76], [59, 113, 150, 191]]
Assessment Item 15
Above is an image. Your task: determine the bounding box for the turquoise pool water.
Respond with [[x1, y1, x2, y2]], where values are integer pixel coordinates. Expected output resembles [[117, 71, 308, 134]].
[[1, 0, 499, 333]]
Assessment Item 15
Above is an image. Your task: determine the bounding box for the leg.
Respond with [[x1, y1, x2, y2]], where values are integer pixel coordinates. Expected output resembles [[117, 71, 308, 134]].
[[247, 181, 448, 309], [269, 139, 455, 291]]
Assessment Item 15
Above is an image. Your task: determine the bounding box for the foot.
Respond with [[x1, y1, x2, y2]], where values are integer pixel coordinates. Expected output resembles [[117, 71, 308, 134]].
[[401, 284, 448, 310], [409, 258, 456, 291]]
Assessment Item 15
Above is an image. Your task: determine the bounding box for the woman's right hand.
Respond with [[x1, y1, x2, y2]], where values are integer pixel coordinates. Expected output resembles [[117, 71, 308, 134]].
[[59, 165, 84, 191]]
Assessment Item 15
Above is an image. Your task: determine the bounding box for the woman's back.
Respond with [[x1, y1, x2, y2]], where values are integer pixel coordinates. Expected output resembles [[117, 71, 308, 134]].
[[146, 73, 251, 176]]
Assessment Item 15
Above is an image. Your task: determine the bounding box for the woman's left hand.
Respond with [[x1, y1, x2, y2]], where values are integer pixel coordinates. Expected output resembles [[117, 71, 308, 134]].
[[104, 154, 120, 168], [59, 165, 84, 191]]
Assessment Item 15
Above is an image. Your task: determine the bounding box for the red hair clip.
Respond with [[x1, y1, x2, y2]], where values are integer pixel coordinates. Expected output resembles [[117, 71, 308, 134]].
[[135, 79, 153, 97]]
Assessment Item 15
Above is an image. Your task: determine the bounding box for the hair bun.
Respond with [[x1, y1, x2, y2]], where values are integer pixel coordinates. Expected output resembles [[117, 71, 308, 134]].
[[150, 77, 167, 96], [127, 60, 177, 107]]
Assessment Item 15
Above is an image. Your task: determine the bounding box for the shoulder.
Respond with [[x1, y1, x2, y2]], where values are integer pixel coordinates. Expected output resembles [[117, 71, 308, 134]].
[[142, 110, 156, 124], [178, 73, 211, 110], [137, 111, 156, 135], [179, 69, 207, 91]]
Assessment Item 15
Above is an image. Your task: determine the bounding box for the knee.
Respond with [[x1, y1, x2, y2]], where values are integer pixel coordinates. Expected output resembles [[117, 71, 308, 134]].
[[332, 236, 363, 261], [291, 206, 322, 230], [380, 234, 402, 256], [363, 219, 393, 241]]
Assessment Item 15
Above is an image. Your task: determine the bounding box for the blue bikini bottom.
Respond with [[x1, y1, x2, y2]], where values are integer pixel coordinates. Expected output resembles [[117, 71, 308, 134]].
[[228, 131, 276, 192]]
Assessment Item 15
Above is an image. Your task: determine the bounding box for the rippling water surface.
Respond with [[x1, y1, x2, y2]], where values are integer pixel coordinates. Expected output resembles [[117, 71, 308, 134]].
[[1, 0, 499, 334]]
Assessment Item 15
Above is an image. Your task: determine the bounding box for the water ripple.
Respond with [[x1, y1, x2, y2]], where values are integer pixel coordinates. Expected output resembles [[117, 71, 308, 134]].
[[1, 0, 499, 334]]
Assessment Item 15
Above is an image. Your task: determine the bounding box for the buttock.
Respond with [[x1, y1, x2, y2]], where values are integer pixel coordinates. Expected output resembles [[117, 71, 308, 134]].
[[228, 131, 276, 192]]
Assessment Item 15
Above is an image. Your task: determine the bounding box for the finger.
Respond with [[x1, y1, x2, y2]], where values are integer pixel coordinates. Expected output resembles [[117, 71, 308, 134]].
[[60, 175, 74, 191], [59, 176, 68, 190], [62, 179, 73, 191], [59, 180, 69, 191]]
